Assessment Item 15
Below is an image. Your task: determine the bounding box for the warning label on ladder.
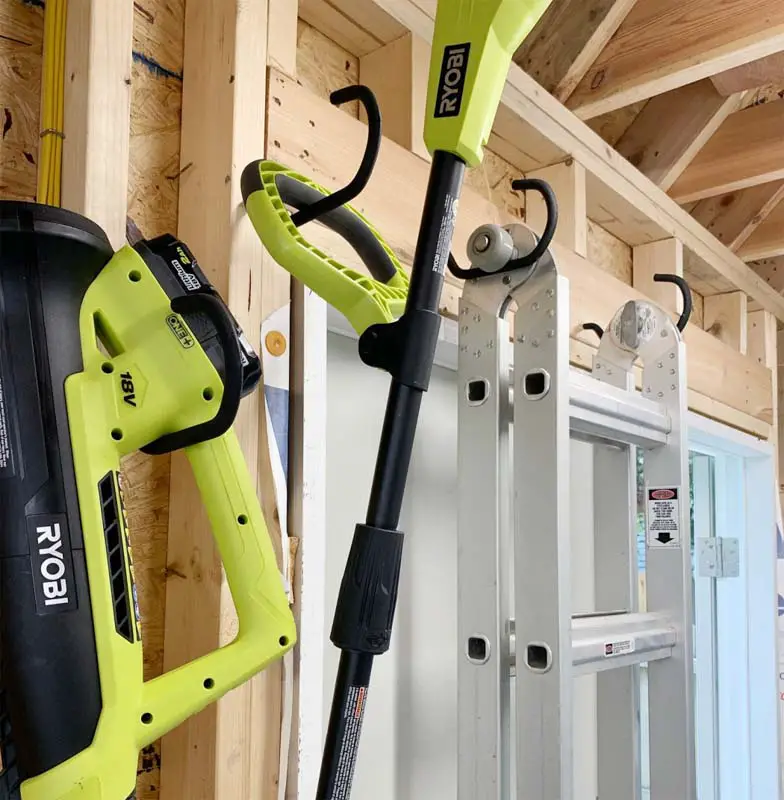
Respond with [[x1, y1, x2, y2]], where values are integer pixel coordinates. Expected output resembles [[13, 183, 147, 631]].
[[647, 487, 680, 548], [604, 639, 636, 658]]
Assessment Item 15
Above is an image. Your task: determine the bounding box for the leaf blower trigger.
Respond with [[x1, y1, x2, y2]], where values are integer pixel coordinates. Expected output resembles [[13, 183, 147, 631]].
[[0, 202, 295, 800]]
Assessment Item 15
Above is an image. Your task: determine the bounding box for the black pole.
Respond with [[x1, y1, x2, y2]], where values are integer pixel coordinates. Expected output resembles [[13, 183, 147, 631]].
[[316, 151, 466, 799]]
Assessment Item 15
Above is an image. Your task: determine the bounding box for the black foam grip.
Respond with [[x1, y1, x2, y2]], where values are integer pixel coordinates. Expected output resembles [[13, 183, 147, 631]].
[[276, 174, 398, 285], [330, 524, 404, 655]]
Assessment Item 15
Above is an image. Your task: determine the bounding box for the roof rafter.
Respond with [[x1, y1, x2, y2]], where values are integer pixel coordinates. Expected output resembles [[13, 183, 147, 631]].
[[614, 80, 746, 190], [670, 98, 784, 203], [567, 0, 784, 119], [738, 199, 784, 261], [514, 0, 638, 102], [690, 182, 784, 253]]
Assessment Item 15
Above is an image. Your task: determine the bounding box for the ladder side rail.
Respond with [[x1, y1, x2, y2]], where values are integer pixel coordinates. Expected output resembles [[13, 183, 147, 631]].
[[457, 282, 513, 800], [512, 262, 572, 799], [642, 327, 696, 800]]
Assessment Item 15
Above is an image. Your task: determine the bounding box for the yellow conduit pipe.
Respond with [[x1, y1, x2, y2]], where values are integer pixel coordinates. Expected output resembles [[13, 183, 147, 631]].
[[37, 0, 67, 206]]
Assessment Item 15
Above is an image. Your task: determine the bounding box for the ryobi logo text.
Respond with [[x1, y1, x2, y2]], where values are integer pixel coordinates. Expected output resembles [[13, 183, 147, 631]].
[[434, 43, 471, 118], [26, 514, 77, 615]]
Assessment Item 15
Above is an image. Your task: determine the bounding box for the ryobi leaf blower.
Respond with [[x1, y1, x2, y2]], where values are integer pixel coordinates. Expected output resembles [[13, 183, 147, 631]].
[[0, 202, 295, 799]]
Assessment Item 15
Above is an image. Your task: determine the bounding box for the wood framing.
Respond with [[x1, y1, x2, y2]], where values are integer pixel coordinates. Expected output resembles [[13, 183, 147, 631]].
[[0, 0, 44, 201], [566, 0, 784, 119], [268, 0, 298, 77], [711, 52, 784, 96], [670, 99, 784, 203], [526, 160, 587, 257], [494, 65, 784, 313], [62, 0, 134, 247], [737, 199, 784, 262], [632, 239, 684, 313], [362, 0, 784, 316], [267, 71, 773, 428], [614, 81, 745, 191], [689, 182, 784, 253], [512, 0, 638, 102], [160, 1, 288, 798], [360, 32, 430, 160], [704, 292, 748, 354], [298, 0, 406, 56]]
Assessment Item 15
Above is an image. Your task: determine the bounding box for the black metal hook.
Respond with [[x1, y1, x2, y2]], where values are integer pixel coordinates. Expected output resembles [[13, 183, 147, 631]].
[[446, 178, 558, 280], [653, 273, 692, 332], [506, 179, 558, 270], [290, 85, 382, 228], [581, 322, 604, 340]]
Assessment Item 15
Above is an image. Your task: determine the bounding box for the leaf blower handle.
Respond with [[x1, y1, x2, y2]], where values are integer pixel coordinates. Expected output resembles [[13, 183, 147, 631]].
[[138, 429, 296, 742]]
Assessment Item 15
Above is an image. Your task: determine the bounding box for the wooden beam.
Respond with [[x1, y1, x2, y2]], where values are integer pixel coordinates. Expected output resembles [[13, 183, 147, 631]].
[[690, 181, 784, 252], [687, 391, 771, 441], [751, 256, 784, 296], [738, 198, 784, 262], [704, 292, 748, 353], [267, 71, 773, 425], [566, 0, 784, 119], [670, 99, 784, 203], [745, 309, 777, 487], [513, 0, 638, 102], [712, 52, 784, 96], [360, 33, 430, 160], [160, 1, 287, 798], [298, 0, 405, 56], [526, 160, 587, 256], [268, 0, 298, 76], [632, 239, 683, 313], [748, 309, 777, 368], [62, 0, 134, 247], [614, 81, 745, 191]]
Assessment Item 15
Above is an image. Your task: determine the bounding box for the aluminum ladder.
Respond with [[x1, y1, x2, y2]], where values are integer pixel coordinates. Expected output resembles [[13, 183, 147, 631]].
[[456, 227, 696, 799]]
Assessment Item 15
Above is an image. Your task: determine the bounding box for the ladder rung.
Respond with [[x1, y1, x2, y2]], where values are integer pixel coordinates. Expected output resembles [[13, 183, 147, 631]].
[[507, 369, 671, 448], [568, 370, 671, 449], [508, 612, 677, 677]]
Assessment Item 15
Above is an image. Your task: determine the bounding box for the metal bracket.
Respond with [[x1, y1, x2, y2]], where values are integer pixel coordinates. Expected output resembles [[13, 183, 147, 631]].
[[697, 538, 740, 579]]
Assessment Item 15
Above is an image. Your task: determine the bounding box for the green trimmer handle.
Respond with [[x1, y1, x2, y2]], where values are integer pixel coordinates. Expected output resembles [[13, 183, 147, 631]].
[[241, 160, 408, 335]]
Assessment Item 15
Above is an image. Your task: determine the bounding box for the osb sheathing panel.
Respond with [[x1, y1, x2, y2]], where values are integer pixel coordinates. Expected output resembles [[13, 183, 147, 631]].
[[0, 0, 43, 200]]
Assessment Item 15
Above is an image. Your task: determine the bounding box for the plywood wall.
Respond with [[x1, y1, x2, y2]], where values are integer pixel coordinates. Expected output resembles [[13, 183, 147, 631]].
[[0, 0, 43, 200]]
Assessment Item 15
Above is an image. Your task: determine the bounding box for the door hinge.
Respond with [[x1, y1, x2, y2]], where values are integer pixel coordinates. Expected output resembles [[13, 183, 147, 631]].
[[697, 538, 740, 579]]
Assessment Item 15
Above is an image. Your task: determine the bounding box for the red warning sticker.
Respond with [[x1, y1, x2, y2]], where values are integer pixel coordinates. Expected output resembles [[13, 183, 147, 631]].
[[647, 486, 680, 548]]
